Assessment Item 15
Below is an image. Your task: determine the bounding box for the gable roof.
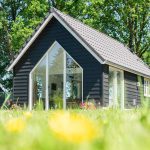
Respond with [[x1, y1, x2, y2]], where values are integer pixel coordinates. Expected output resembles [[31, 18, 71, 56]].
[[7, 8, 150, 78]]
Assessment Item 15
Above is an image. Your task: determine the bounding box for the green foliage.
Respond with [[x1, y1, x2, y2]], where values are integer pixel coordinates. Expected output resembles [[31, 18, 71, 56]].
[[1, 93, 11, 110], [34, 99, 44, 111], [0, 0, 50, 90], [11, 17, 33, 52], [52, 91, 63, 109], [0, 110, 150, 150], [79, 0, 150, 59], [0, 7, 12, 89], [10, 0, 49, 52]]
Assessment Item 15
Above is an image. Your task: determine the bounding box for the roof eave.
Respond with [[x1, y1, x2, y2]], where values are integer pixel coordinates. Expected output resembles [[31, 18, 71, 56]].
[[105, 60, 150, 78]]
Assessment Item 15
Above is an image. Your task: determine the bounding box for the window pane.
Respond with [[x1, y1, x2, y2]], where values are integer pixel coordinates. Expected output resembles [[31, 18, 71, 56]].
[[109, 68, 124, 108], [146, 80, 148, 96], [48, 46, 64, 109], [109, 69, 115, 106], [66, 54, 82, 108], [144, 80, 146, 95], [32, 56, 46, 109], [148, 81, 150, 96]]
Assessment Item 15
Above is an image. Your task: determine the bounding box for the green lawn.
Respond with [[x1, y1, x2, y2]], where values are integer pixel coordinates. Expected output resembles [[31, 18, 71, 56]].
[[0, 109, 150, 150]]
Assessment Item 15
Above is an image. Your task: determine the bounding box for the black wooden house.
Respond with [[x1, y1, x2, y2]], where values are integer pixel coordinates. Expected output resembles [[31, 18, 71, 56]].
[[7, 8, 150, 110]]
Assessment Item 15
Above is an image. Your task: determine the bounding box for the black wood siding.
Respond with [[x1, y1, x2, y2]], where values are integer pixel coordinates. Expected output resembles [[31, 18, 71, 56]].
[[13, 17, 103, 105], [102, 66, 144, 108], [102, 65, 109, 106], [124, 71, 143, 108]]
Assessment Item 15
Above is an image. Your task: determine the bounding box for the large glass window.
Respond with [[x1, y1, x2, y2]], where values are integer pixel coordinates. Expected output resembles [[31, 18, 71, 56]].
[[30, 42, 83, 110], [109, 67, 124, 108]]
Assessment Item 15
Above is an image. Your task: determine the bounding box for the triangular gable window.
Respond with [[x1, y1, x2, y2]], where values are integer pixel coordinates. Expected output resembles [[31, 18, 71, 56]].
[[29, 41, 83, 110]]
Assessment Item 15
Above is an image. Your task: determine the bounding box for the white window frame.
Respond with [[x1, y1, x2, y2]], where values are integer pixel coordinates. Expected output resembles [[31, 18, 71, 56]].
[[29, 41, 83, 110], [144, 78, 150, 97], [109, 66, 124, 109]]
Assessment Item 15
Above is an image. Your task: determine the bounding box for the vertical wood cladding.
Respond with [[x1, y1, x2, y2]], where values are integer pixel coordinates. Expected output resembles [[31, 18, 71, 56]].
[[13, 17, 103, 105]]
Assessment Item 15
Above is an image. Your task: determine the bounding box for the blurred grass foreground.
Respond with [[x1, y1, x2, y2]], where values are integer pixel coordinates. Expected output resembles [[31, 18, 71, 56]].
[[0, 109, 150, 150]]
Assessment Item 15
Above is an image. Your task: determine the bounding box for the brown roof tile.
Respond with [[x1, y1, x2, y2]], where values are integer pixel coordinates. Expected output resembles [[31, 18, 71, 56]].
[[53, 8, 150, 77]]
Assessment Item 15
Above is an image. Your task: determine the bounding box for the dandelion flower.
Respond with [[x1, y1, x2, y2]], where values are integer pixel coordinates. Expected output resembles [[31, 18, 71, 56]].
[[5, 118, 26, 133], [48, 111, 99, 143]]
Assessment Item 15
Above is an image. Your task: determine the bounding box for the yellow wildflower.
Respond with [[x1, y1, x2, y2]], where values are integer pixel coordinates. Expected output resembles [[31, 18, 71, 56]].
[[48, 111, 99, 143], [24, 112, 32, 119], [5, 118, 26, 133]]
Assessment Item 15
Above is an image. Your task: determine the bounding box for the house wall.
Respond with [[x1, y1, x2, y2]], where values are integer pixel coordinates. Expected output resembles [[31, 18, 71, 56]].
[[124, 71, 143, 108], [13, 17, 103, 106], [102, 65, 109, 107], [102, 65, 144, 108]]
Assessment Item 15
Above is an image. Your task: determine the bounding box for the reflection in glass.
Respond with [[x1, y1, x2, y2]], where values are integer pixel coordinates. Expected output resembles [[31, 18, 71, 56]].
[[66, 54, 82, 105], [30, 43, 83, 110], [48, 47, 64, 109], [109, 70, 115, 106], [109, 68, 124, 108], [32, 57, 46, 109]]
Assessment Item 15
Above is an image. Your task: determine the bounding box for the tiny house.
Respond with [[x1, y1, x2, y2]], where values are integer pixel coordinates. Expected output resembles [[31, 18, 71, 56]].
[[7, 8, 150, 110]]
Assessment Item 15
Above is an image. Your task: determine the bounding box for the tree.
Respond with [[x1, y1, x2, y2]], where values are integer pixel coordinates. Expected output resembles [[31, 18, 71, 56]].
[[0, 0, 50, 90], [0, 3, 13, 89], [80, 0, 150, 58], [11, 0, 49, 52]]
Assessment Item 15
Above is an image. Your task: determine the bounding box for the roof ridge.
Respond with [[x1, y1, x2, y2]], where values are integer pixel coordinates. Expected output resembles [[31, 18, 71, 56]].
[[52, 8, 128, 49], [52, 8, 150, 71], [52, 7, 105, 62]]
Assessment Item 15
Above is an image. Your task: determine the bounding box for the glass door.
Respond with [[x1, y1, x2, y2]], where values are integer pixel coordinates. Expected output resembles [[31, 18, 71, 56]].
[[109, 67, 124, 108]]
